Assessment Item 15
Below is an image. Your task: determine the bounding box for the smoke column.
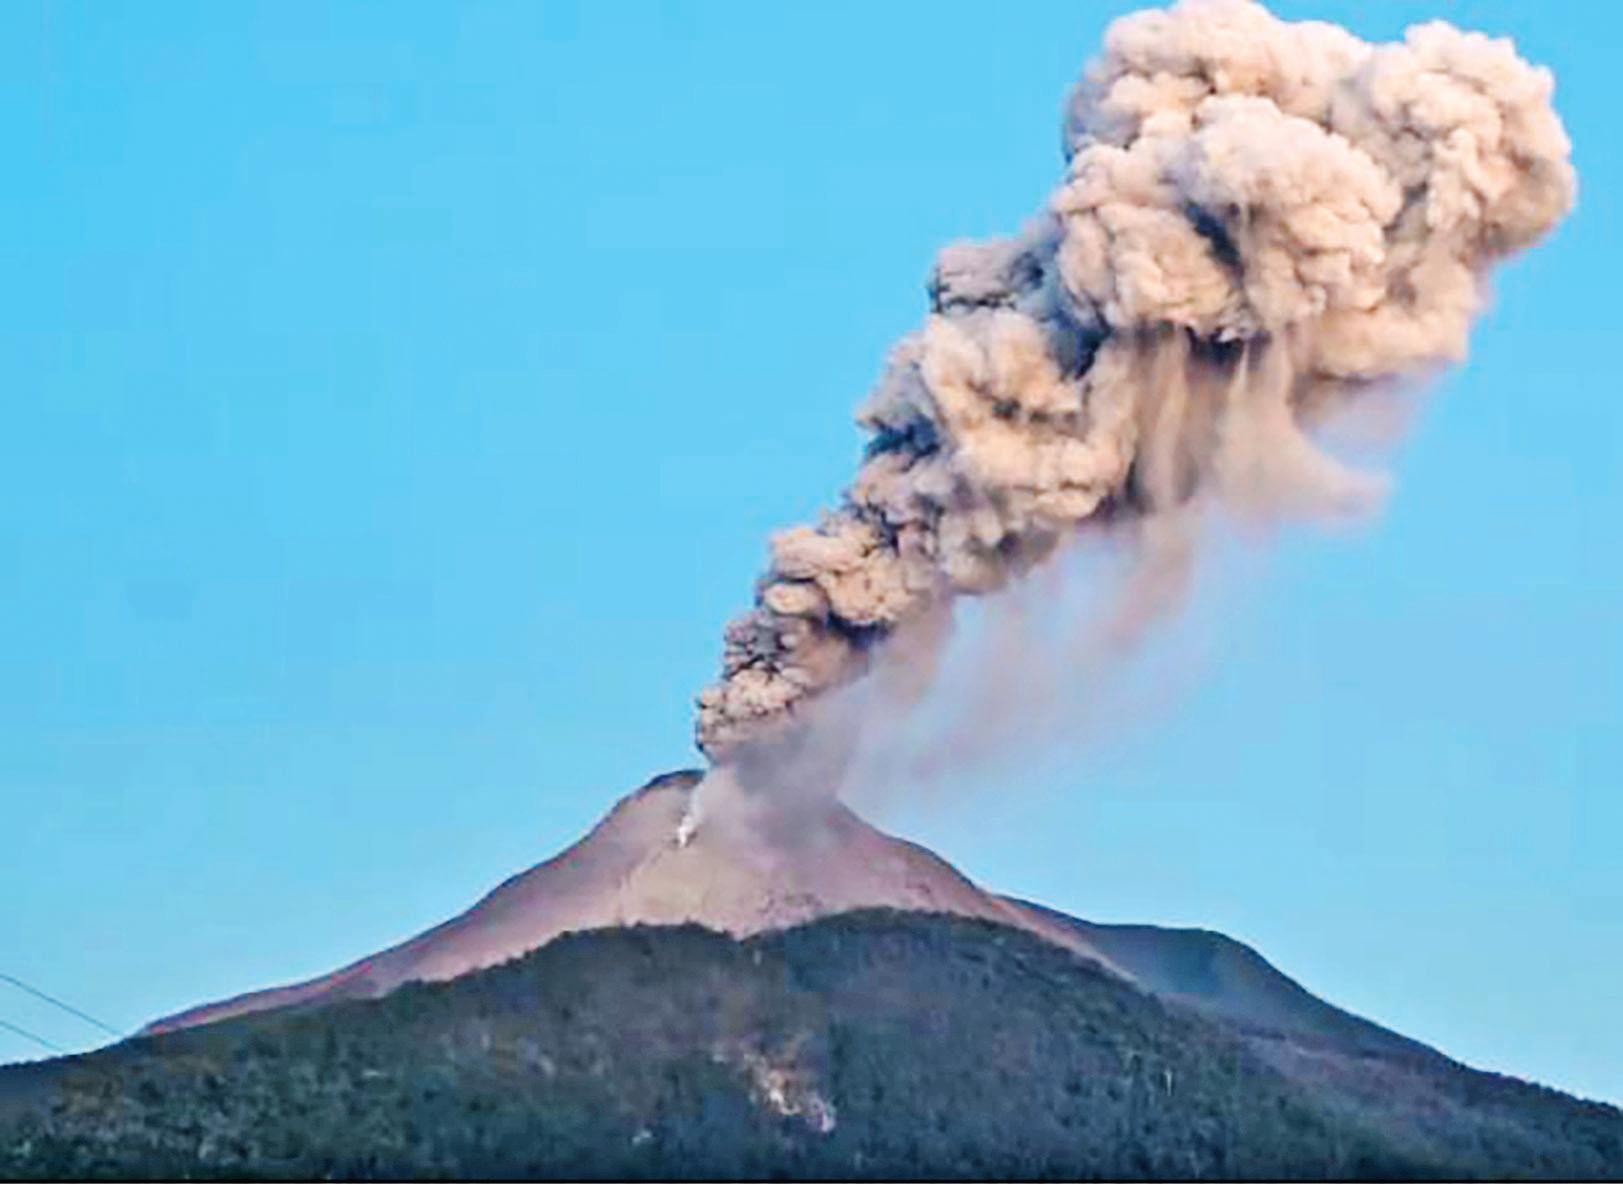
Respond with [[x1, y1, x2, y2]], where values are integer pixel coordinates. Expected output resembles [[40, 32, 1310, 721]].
[[694, 0, 1573, 774]]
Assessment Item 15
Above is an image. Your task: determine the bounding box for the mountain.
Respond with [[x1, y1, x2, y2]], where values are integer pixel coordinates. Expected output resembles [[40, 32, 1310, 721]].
[[2, 772, 1619, 1179]]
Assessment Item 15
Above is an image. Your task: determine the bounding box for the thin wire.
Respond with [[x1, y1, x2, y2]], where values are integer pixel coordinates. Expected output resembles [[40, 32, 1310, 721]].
[[0, 1016, 64, 1055], [0, 973, 123, 1038]]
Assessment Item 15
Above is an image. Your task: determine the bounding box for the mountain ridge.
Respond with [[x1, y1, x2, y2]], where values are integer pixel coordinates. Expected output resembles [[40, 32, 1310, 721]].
[[1011, 899, 1437, 1063]]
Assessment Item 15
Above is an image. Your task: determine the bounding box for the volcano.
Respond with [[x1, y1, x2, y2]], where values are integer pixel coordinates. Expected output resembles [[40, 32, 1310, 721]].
[[5, 770, 1620, 1180]]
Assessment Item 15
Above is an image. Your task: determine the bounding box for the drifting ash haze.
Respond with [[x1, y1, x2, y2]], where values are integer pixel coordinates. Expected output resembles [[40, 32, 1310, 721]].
[[144, 0, 1573, 1037]]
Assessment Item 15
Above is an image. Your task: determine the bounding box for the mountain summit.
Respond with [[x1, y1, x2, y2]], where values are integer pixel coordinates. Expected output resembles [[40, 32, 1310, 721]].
[[144, 770, 1114, 1034]]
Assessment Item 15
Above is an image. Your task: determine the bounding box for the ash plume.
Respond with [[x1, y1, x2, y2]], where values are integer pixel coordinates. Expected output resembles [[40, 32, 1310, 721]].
[[694, 0, 1573, 764]]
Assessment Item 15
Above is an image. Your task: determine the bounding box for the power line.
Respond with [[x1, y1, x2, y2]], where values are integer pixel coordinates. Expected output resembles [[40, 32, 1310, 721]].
[[0, 973, 123, 1039], [0, 1016, 64, 1056]]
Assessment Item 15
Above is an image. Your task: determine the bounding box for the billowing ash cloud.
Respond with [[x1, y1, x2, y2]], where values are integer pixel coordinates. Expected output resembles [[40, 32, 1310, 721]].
[[695, 0, 1574, 760]]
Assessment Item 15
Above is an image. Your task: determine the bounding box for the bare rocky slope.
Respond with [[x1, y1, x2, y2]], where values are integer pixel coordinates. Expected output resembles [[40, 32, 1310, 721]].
[[143, 770, 1117, 1034]]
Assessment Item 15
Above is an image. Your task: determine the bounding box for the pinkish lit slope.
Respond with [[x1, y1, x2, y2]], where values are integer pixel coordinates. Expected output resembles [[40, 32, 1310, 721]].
[[144, 771, 1112, 1035]]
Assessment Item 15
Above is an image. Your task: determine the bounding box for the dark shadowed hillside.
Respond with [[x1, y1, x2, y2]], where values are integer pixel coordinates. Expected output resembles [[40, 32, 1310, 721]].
[[1017, 900, 1434, 1059], [2, 911, 1618, 1181]]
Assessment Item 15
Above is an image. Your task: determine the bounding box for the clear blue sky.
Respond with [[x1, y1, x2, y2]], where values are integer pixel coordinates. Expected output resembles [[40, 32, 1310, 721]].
[[1, 0, 1617, 1104]]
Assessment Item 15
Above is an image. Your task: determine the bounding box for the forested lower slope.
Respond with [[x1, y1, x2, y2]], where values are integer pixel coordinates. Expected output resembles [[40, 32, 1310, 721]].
[[2, 911, 1618, 1180]]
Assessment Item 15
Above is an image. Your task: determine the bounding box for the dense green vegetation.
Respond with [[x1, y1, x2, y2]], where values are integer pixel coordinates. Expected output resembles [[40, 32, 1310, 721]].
[[2, 910, 1618, 1180]]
